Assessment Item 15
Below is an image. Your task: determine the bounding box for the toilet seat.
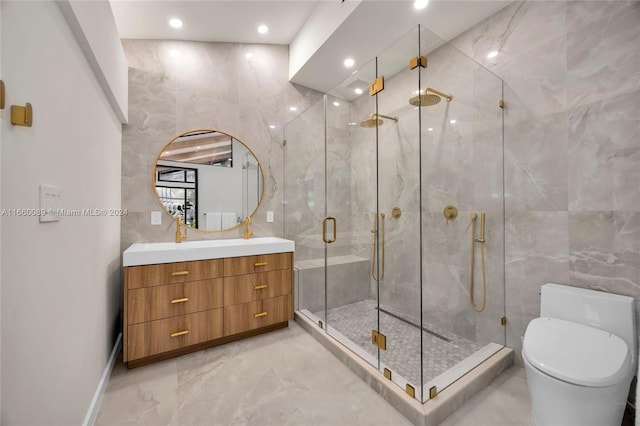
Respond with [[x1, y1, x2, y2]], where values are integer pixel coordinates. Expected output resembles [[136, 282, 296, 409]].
[[522, 317, 632, 388]]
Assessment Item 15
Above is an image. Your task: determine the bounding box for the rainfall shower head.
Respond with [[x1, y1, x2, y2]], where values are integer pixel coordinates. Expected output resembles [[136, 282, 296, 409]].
[[409, 87, 453, 107], [359, 113, 398, 128]]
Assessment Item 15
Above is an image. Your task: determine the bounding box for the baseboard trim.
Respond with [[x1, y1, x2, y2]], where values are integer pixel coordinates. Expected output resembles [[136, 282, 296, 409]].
[[82, 332, 122, 426]]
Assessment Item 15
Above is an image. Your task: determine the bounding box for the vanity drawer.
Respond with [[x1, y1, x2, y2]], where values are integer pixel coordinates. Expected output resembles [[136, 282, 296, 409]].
[[223, 270, 291, 305], [128, 278, 223, 324], [223, 252, 292, 277], [127, 308, 223, 361], [223, 295, 292, 336], [127, 259, 224, 289]]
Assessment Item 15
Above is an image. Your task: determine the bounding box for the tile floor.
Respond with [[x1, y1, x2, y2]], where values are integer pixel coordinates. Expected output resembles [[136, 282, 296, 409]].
[[97, 320, 534, 426], [317, 299, 482, 386]]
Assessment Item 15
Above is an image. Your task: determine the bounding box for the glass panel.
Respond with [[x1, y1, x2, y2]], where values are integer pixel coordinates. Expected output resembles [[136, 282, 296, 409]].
[[283, 99, 327, 325], [323, 57, 380, 371], [374, 27, 425, 397], [420, 25, 505, 402]]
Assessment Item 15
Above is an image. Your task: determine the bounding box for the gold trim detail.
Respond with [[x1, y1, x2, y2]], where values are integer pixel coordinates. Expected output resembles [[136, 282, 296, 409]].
[[170, 330, 189, 338], [170, 297, 189, 304], [371, 330, 387, 350], [11, 103, 32, 127], [171, 271, 190, 276], [384, 368, 392, 380], [391, 207, 401, 219], [369, 76, 384, 96], [254, 262, 268, 267], [254, 284, 268, 290], [406, 384, 416, 398], [499, 99, 505, 109], [254, 311, 268, 318], [0, 80, 5, 110], [409, 56, 427, 69], [429, 386, 438, 399], [501, 316, 507, 326]]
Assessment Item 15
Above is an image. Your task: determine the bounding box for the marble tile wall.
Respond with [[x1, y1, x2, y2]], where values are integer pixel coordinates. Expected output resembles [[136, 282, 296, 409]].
[[451, 0, 640, 364], [121, 40, 322, 251]]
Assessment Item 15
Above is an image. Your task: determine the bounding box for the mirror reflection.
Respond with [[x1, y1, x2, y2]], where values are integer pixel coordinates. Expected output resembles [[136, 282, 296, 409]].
[[154, 129, 264, 231]]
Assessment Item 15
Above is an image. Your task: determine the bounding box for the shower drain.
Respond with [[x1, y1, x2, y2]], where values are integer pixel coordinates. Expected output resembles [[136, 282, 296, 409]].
[[375, 307, 451, 343]]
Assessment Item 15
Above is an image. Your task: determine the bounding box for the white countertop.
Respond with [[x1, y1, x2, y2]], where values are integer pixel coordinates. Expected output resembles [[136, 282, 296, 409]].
[[123, 237, 295, 266]]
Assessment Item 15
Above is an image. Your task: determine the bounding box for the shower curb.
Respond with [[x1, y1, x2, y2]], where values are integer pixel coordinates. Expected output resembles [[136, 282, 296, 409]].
[[295, 312, 514, 426]]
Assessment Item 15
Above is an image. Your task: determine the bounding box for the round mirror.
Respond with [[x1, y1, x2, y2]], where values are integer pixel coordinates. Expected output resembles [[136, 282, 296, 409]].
[[153, 129, 264, 231]]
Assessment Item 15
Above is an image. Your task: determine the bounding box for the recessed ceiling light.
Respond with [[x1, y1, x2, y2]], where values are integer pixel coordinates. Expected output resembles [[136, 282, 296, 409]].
[[354, 88, 363, 95], [269, 125, 276, 129], [487, 50, 499, 59], [169, 18, 183, 29], [427, 127, 434, 131], [245, 52, 254, 59], [450, 119, 457, 124], [258, 25, 269, 34], [170, 49, 180, 58], [333, 101, 340, 107], [414, 0, 429, 10], [289, 106, 297, 111], [348, 122, 357, 126], [343, 58, 355, 68]]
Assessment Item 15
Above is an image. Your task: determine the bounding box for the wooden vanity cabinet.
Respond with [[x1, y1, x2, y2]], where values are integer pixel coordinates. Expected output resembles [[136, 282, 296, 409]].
[[123, 252, 293, 367]]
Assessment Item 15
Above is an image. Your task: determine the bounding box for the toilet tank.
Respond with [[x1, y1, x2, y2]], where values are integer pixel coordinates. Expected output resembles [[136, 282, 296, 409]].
[[540, 283, 637, 369]]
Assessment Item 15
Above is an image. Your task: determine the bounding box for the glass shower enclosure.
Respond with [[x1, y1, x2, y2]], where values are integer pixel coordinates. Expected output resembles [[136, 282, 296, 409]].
[[284, 25, 505, 403]]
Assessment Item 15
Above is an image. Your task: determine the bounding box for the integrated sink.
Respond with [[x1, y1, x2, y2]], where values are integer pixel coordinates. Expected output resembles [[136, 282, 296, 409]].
[[123, 237, 295, 266]]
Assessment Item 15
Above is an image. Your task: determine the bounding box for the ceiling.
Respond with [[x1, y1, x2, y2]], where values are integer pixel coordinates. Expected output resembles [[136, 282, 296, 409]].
[[110, 1, 320, 45], [109, 0, 510, 93]]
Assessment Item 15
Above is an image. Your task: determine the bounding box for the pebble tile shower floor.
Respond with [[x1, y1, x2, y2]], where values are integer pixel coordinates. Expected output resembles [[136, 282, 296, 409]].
[[316, 299, 482, 387]]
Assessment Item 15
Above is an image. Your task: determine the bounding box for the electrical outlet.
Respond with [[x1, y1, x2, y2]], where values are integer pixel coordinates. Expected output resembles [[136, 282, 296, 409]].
[[151, 211, 162, 225], [267, 211, 274, 223]]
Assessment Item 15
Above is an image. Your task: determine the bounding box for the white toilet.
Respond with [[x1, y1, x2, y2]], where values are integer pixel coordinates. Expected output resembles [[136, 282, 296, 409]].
[[522, 283, 636, 426]]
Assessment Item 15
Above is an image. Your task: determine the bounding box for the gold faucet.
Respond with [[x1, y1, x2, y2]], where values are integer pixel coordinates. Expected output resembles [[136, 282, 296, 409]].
[[243, 216, 253, 240], [175, 216, 187, 243]]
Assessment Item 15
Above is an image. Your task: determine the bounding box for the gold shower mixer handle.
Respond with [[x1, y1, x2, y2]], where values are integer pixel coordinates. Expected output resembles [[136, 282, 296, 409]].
[[443, 205, 458, 221]]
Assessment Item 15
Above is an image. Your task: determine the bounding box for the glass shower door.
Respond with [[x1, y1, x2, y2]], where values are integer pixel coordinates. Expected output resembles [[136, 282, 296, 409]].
[[323, 58, 382, 372]]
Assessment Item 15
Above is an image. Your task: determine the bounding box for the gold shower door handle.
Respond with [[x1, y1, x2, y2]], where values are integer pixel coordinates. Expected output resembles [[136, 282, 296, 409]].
[[322, 217, 337, 243]]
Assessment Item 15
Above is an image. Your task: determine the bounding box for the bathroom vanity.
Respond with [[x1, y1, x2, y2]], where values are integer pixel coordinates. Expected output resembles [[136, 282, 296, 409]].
[[122, 238, 294, 367]]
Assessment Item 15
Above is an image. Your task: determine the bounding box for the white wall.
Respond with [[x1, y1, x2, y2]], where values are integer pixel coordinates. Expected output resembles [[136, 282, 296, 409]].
[[1, 1, 123, 424]]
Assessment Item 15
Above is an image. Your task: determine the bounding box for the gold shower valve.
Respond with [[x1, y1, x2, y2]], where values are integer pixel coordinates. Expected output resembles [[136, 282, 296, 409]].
[[443, 205, 458, 221]]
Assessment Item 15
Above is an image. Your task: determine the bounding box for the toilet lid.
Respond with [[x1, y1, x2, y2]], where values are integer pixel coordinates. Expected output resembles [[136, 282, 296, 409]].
[[522, 317, 632, 387]]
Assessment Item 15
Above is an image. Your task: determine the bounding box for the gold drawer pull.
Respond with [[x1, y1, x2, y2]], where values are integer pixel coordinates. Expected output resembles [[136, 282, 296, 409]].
[[254, 284, 268, 290], [254, 262, 268, 267], [254, 311, 268, 318], [170, 297, 189, 304], [171, 271, 190, 276], [170, 330, 189, 337]]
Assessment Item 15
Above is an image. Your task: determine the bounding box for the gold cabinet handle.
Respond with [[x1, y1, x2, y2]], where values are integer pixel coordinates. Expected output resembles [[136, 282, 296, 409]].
[[254, 311, 268, 318], [170, 330, 189, 337], [171, 271, 189, 276], [170, 297, 189, 304], [322, 216, 337, 243], [254, 284, 268, 290], [254, 262, 268, 267]]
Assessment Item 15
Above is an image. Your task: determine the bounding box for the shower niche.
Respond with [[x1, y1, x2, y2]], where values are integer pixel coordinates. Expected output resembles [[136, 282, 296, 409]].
[[283, 25, 507, 407]]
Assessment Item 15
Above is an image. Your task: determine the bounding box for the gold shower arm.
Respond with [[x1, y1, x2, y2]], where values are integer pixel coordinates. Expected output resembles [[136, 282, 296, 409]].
[[426, 88, 453, 102], [372, 113, 398, 122]]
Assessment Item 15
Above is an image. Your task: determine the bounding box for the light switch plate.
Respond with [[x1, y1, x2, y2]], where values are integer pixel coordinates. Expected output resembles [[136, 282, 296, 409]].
[[267, 211, 274, 223], [151, 211, 162, 225], [39, 185, 61, 223]]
